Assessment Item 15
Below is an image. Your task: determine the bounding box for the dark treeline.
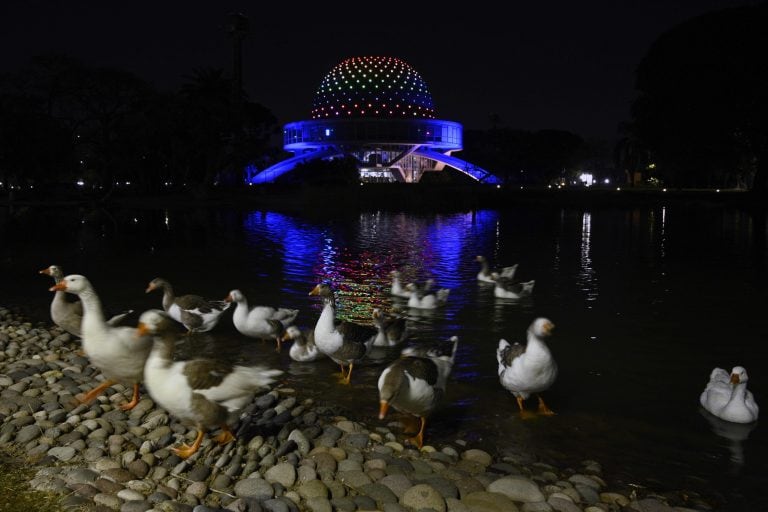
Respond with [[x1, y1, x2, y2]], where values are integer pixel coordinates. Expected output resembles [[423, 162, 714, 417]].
[[627, 2, 768, 196], [2, 2, 767, 201], [0, 54, 278, 200]]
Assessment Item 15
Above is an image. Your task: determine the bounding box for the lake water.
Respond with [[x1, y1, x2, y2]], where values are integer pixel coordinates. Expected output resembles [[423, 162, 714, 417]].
[[1, 200, 766, 510]]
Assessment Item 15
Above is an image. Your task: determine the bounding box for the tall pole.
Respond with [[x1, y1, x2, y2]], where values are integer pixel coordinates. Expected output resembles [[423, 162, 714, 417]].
[[227, 12, 249, 106]]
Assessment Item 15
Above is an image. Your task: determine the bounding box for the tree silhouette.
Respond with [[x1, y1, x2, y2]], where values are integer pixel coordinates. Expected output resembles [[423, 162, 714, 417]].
[[631, 4, 768, 195]]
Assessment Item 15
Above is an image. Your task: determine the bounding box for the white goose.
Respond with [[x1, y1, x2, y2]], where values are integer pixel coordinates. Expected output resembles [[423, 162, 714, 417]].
[[390, 270, 412, 298], [309, 283, 378, 385], [146, 278, 230, 333], [378, 336, 459, 448], [137, 309, 282, 458], [406, 283, 450, 309], [700, 366, 759, 424], [476, 255, 518, 283], [372, 308, 409, 347], [492, 274, 535, 299], [281, 326, 324, 362], [497, 317, 557, 418], [225, 289, 299, 351], [40, 265, 131, 337], [50, 275, 152, 410]]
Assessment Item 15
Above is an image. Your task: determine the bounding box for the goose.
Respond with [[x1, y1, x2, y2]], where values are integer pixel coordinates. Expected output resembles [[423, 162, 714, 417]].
[[137, 309, 282, 458], [497, 317, 557, 418], [225, 289, 299, 351], [49, 275, 152, 410], [145, 278, 230, 333], [372, 308, 409, 347], [700, 366, 759, 424], [308, 283, 378, 384], [378, 336, 459, 448], [390, 270, 434, 299], [406, 283, 450, 309], [492, 274, 535, 299], [476, 255, 518, 283], [39, 265, 131, 337], [281, 326, 324, 362]]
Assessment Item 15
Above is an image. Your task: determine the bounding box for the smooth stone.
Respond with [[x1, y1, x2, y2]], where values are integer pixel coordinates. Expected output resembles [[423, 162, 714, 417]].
[[118, 489, 147, 501], [568, 474, 601, 490], [575, 484, 600, 504], [329, 497, 356, 512], [462, 491, 520, 512], [455, 477, 485, 498], [360, 482, 398, 505], [379, 474, 413, 499], [121, 501, 153, 512], [262, 498, 290, 512], [62, 467, 99, 484], [337, 470, 372, 489], [234, 477, 274, 500], [265, 462, 297, 488], [186, 481, 209, 499], [401, 484, 447, 512], [600, 492, 630, 506], [297, 480, 329, 500], [548, 497, 582, 512], [297, 465, 317, 484], [15, 424, 42, 443], [287, 429, 310, 455], [627, 498, 676, 512], [487, 476, 545, 503], [446, 497, 471, 512], [305, 496, 332, 512], [94, 492, 123, 509], [522, 503, 554, 512], [461, 449, 493, 466], [188, 465, 211, 482]]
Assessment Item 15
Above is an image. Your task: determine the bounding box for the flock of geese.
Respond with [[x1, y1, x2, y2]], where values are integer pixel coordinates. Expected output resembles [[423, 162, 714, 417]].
[[37, 253, 759, 458]]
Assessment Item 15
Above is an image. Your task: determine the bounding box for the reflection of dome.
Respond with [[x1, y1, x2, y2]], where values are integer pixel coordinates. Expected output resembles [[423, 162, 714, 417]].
[[311, 56, 436, 120]]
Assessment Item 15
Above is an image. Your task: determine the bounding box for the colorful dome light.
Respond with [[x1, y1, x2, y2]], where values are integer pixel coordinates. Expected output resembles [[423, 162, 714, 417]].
[[311, 56, 436, 120]]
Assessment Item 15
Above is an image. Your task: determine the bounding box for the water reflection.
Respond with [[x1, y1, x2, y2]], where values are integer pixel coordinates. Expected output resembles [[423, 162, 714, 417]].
[[578, 212, 598, 306], [700, 408, 757, 473]]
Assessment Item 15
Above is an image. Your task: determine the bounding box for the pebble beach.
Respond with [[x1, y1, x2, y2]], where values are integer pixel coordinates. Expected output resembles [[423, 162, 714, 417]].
[[0, 306, 717, 512]]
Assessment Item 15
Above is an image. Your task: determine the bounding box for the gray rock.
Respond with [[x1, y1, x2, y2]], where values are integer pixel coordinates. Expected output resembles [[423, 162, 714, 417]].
[[47, 445, 77, 461], [188, 465, 211, 482], [329, 497, 356, 512], [462, 491, 519, 512], [264, 462, 297, 488], [15, 424, 42, 443], [575, 484, 600, 504], [627, 498, 676, 512], [401, 484, 447, 512], [117, 489, 147, 501], [234, 477, 274, 500], [461, 449, 493, 466], [521, 503, 554, 512], [305, 496, 332, 512], [337, 470, 372, 489], [120, 500, 153, 512], [455, 477, 485, 498], [287, 429, 310, 455], [360, 482, 398, 505], [94, 492, 123, 510], [262, 498, 290, 512], [487, 476, 545, 503], [548, 497, 582, 512], [568, 474, 601, 490], [379, 474, 413, 498], [297, 479, 329, 500], [62, 467, 99, 485]]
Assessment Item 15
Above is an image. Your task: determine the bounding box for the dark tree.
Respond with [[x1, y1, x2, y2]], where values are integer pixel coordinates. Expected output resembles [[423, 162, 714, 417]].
[[631, 4, 768, 195]]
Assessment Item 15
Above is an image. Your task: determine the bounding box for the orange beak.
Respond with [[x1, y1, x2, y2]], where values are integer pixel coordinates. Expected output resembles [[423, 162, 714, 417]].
[[39, 268, 52, 275], [145, 283, 155, 293], [136, 323, 150, 336], [50, 282, 66, 292], [730, 373, 740, 384], [378, 400, 389, 420], [308, 285, 321, 296]]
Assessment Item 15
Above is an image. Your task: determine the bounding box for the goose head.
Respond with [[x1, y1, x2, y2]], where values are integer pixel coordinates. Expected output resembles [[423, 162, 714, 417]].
[[730, 366, 749, 385], [530, 317, 555, 338], [39, 265, 64, 281], [282, 325, 303, 344], [136, 309, 173, 336], [145, 277, 170, 294], [225, 289, 246, 303], [476, 255, 486, 263], [49, 274, 90, 294]]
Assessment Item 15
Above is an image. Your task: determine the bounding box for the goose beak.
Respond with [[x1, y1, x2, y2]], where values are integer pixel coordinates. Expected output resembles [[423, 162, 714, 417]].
[[730, 373, 740, 384], [224, 294, 233, 302], [136, 323, 150, 336], [39, 267, 51, 275], [50, 282, 66, 292], [378, 400, 389, 420], [309, 285, 321, 296], [145, 283, 155, 293]]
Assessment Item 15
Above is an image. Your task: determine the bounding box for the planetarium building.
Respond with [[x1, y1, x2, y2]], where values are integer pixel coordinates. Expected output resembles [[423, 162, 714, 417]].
[[249, 56, 499, 184]]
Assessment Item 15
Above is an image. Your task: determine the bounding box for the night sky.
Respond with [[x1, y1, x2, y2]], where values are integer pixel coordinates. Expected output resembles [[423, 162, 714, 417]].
[[0, 0, 756, 141]]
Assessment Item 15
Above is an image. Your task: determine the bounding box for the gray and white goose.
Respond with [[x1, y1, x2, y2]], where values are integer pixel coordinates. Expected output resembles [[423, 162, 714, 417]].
[[281, 326, 324, 362], [225, 289, 299, 351], [476, 255, 518, 283], [497, 317, 557, 418], [372, 308, 409, 347], [40, 265, 131, 337], [50, 274, 152, 410], [492, 273, 535, 299], [378, 336, 459, 448], [137, 309, 282, 458], [309, 283, 378, 385], [146, 278, 230, 333]]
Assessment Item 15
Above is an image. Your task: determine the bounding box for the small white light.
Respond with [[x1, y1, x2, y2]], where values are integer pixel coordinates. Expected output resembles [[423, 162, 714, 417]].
[[663, 188, 667, 192], [496, 185, 501, 189], [603, 178, 610, 184], [520, 186, 524, 190], [716, 189, 720, 193], [548, 185, 552, 189], [76, 179, 85, 187], [360, 182, 364, 186], [616, 187, 621, 191]]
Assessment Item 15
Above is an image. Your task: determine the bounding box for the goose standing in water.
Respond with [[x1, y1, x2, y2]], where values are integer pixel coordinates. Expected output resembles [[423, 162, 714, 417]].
[[476, 255, 518, 283], [378, 336, 459, 448], [281, 326, 324, 362], [50, 275, 151, 410], [309, 283, 377, 384], [137, 309, 282, 458], [372, 308, 409, 347], [497, 317, 557, 418], [492, 274, 535, 299], [700, 366, 759, 423], [225, 289, 298, 351], [145, 278, 230, 333]]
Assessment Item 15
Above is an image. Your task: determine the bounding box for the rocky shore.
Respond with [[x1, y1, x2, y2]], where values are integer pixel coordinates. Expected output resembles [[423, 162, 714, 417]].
[[0, 306, 715, 512]]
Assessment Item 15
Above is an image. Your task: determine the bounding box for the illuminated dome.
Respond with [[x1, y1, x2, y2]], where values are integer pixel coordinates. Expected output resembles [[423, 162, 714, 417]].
[[311, 56, 436, 120]]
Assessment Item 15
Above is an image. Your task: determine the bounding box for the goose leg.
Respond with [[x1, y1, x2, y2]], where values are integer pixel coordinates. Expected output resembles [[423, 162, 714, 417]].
[[334, 364, 348, 382], [119, 383, 141, 411], [536, 395, 555, 416], [78, 379, 117, 404], [172, 429, 205, 459], [341, 362, 354, 385], [406, 417, 426, 448], [213, 424, 235, 445], [517, 396, 535, 420]]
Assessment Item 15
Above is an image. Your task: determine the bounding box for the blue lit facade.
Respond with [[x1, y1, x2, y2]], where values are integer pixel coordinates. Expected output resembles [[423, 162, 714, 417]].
[[249, 56, 499, 184]]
